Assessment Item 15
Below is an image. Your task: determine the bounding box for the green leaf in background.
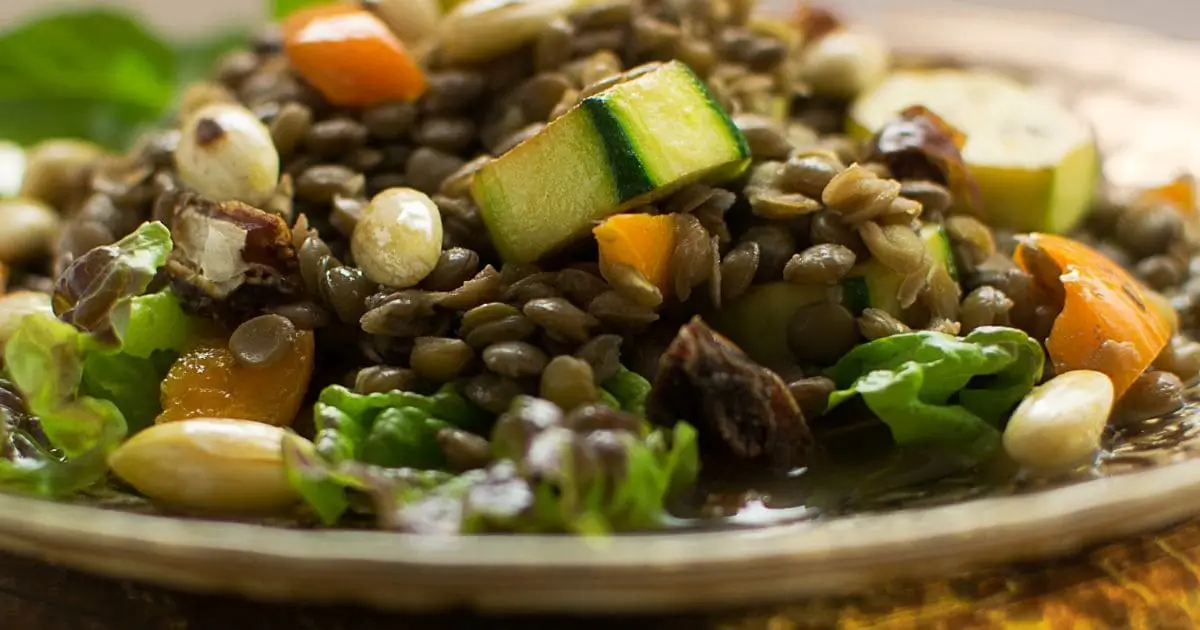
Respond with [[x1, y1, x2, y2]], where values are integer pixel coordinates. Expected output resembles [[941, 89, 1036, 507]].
[[273, 0, 333, 19], [825, 326, 1045, 464], [0, 9, 248, 149]]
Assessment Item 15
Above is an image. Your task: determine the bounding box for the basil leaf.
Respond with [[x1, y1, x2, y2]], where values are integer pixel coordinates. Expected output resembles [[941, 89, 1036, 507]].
[[0, 10, 245, 149]]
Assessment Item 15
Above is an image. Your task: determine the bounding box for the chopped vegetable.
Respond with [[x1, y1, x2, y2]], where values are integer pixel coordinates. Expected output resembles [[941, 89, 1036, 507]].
[[649, 317, 814, 471], [157, 329, 315, 426], [285, 383, 487, 524], [850, 69, 1098, 233], [594, 213, 676, 293], [825, 327, 1045, 463], [83, 291, 199, 432], [709, 282, 826, 370], [53, 221, 173, 344], [601, 366, 652, 417], [379, 406, 699, 535], [472, 61, 750, 263], [1015, 233, 1172, 398], [0, 291, 53, 350], [110, 291, 197, 359], [4, 314, 125, 460], [282, 5, 427, 107], [842, 223, 956, 316], [273, 0, 330, 19], [9, 220, 200, 459]]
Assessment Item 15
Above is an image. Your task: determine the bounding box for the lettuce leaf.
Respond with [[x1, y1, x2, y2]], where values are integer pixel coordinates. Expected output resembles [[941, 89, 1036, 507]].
[[289, 369, 700, 534], [53, 221, 173, 344], [601, 366, 652, 416], [825, 326, 1044, 463], [383, 422, 700, 536], [289, 383, 490, 524], [0, 222, 199, 496], [4, 314, 125, 460]]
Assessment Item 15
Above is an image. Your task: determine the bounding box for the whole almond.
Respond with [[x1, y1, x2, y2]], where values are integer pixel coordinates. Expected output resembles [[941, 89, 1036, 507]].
[[108, 418, 301, 514]]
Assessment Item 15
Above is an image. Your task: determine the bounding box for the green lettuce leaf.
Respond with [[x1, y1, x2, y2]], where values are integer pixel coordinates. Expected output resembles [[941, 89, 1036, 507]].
[[425, 421, 699, 535], [82, 290, 200, 432], [4, 314, 125, 460], [601, 366, 652, 416], [1, 223, 197, 496], [361, 407, 451, 469], [290, 383, 491, 524], [825, 326, 1044, 462], [110, 290, 196, 358]]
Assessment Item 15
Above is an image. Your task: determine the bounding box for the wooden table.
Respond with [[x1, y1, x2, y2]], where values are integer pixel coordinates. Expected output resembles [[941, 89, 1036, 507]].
[[7, 519, 1200, 630]]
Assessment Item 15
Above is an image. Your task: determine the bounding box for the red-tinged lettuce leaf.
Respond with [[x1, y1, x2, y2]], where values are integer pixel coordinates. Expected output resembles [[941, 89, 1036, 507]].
[[866, 105, 984, 217], [53, 221, 172, 344]]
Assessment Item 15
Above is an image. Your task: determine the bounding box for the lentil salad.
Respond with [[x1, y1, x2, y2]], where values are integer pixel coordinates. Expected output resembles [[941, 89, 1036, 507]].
[[0, 0, 1197, 535]]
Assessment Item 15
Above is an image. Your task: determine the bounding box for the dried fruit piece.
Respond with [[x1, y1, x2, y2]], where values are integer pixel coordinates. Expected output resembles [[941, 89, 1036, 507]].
[[157, 330, 315, 426], [649, 317, 813, 470], [864, 105, 983, 217]]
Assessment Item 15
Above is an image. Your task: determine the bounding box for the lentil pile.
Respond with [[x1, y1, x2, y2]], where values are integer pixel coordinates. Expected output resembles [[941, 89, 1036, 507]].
[[2, 0, 1200, 533]]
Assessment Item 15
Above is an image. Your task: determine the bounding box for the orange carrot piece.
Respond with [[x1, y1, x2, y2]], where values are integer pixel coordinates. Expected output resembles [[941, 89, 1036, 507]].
[[1015, 233, 1171, 398], [157, 331, 315, 427], [593, 213, 676, 292], [283, 5, 427, 107]]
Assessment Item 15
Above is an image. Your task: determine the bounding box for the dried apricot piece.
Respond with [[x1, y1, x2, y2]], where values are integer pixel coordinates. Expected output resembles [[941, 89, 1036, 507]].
[[157, 330, 315, 426]]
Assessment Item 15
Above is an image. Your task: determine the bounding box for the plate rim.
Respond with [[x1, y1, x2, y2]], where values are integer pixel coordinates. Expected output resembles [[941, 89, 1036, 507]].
[[2, 456, 1200, 612]]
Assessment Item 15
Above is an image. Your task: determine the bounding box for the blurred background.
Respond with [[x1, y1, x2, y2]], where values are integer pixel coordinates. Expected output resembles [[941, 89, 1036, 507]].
[[2, 0, 1198, 39]]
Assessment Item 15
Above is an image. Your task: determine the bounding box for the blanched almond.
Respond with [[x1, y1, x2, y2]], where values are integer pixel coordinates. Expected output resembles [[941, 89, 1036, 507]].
[[108, 418, 300, 514]]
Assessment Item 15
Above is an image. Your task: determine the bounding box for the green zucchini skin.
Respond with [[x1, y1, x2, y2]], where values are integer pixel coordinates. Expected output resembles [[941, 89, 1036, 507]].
[[472, 61, 750, 264]]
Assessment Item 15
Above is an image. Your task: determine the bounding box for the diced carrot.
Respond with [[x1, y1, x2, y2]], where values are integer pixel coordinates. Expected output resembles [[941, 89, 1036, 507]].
[[283, 5, 427, 107], [157, 331, 315, 427], [1139, 174, 1198, 225], [1015, 233, 1171, 398], [593, 213, 676, 293]]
